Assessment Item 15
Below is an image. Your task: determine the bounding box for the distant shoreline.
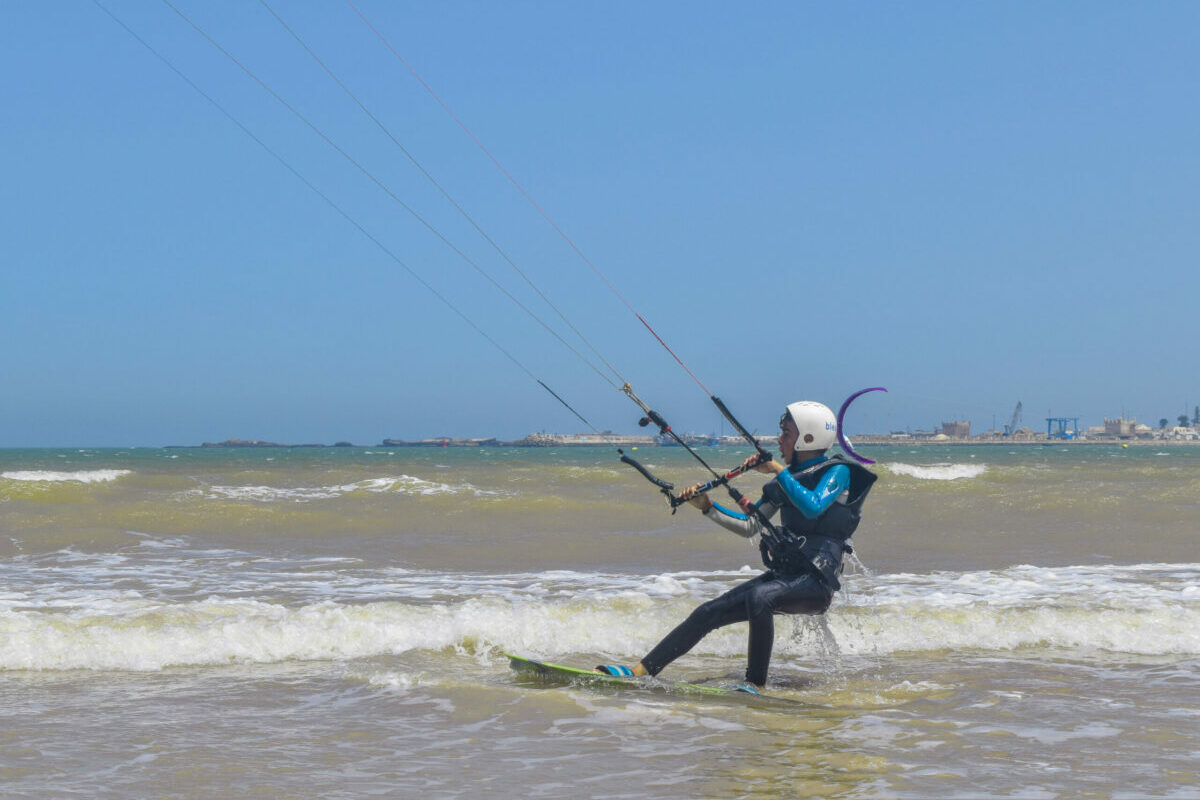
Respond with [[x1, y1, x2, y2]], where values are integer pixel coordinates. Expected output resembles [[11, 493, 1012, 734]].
[[164, 436, 1200, 449], [851, 437, 1199, 447]]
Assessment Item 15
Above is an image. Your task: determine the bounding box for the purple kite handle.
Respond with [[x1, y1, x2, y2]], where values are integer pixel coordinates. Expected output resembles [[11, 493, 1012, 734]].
[[837, 387, 887, 465]]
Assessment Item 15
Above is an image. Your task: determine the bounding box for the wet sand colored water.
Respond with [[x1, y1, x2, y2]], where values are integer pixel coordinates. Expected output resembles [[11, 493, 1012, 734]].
[[1, 445, 1197, 797]]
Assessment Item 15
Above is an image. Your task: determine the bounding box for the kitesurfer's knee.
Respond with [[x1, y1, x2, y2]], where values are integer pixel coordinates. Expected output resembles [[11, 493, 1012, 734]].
[[744, 586, 778, 622], [686, 598, 724, 631]]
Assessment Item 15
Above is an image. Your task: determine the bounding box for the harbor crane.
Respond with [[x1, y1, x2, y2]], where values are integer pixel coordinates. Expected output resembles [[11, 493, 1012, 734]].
[[1046, 416, 1080, 440], [1003, 401, 1023, 436]]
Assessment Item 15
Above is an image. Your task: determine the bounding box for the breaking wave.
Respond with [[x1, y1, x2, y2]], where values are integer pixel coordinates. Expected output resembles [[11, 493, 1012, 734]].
[[885, 462, 988, 481], [1, 469, 133, 484], [199, 475, 506, 502], [1, 560, 1195, 671]]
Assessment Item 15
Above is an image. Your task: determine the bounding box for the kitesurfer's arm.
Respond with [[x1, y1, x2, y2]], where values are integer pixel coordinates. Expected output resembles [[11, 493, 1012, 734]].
[[702, 499, 779, 538], [678, 482, 779, 539], [774, 463, 851, 519]]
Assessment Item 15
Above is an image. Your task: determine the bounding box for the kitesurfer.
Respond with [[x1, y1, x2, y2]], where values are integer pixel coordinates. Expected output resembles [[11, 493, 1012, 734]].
[[597, 401, 876, 692]]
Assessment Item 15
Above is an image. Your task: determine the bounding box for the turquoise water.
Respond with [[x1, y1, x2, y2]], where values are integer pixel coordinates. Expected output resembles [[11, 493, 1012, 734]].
[[1, 445, 1197, 796]]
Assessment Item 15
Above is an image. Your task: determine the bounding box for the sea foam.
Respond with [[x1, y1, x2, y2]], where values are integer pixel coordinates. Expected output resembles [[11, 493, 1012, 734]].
[[1, 562, 1195, 671], [200, 475, 505, 502], [1, 469, 132, 483], [885, 462, 988, 480]]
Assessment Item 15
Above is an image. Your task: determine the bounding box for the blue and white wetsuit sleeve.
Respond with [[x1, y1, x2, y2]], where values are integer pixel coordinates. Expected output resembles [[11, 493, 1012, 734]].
[[700, 464, 851, 537], [702, 498, 779, 539], [775, 463, 851, 519]]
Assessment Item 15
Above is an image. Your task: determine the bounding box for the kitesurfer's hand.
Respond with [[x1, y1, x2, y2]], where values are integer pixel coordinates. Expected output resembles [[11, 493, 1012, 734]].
[[746, 455, 782, 475], [678, 484, 713, 512]]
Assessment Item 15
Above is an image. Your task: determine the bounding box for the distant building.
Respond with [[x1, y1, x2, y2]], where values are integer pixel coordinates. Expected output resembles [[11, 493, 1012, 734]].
[[1104, 417, 1137, 437], [380, 437, 499, 447], [941, 421, 970, 438]]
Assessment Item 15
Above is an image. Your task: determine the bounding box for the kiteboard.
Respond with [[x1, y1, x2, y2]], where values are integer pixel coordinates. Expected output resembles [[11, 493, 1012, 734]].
[[506, 653, 802, 706]]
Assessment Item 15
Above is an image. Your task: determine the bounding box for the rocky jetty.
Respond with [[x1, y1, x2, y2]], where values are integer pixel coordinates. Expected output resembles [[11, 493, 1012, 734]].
[[200, 439, 327, 448]]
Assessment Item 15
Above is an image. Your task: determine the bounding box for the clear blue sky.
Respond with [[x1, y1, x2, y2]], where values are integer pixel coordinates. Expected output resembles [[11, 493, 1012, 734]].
[[3, 1, 1197, 446]]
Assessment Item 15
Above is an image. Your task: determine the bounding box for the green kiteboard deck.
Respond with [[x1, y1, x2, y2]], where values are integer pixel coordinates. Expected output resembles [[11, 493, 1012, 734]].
[[506, 653, 802, 706]]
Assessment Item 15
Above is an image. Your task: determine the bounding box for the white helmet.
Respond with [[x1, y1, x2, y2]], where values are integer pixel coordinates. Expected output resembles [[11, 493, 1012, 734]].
[[785, 401, 838, 452]]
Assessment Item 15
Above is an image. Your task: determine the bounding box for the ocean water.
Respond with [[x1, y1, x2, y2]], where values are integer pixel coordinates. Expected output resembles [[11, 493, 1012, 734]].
[[1, 444, 1197, 798]]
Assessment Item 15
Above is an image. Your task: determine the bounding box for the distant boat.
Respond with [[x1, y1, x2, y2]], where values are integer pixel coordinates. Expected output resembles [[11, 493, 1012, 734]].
[[656, 433, 718, 447]]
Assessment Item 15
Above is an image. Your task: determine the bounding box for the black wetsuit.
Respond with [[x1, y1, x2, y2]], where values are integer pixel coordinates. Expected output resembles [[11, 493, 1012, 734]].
[[640, 455, 876, 686]]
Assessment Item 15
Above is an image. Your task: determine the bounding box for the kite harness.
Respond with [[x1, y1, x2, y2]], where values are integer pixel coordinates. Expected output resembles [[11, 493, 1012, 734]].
[[618, 385, 887, 572]]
